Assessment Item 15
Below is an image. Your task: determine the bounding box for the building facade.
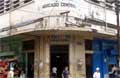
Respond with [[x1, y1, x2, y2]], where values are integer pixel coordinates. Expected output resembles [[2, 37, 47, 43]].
[[0, 0, 119, 78]]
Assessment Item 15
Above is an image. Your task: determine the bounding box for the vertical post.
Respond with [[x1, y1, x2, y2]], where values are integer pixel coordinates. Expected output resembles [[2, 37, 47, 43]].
[[9, 11, 12, 51], [104, 2, 107, 30], [60, 11, 70, 27], [115, 0, 120, 66], [9, 0, 12, 51], [66, 12, 69, 27]]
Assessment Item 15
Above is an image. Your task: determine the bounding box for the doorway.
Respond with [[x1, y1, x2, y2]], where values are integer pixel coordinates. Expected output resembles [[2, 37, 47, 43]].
[[27, 52, 34, 78], [50, 45, 69, 78], [22, 40, 34, 78], [86, 54, 93, 78]]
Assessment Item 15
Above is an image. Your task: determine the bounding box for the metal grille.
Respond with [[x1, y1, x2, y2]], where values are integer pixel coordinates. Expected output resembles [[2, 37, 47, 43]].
[[0, 0, 33, 15]]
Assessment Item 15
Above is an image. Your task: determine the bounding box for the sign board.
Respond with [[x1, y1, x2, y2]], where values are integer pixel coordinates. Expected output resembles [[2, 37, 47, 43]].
[[49, 35, 70, 41], [34, 0, 81, 17]]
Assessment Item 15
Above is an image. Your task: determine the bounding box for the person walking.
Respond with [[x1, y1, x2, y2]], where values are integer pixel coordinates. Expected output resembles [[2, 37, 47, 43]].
[[93, 67, 101, 78], [7, 68, 14, 78], [62, 66, 70, 78], [111, 65, 119, 78], [20, 70, 25, 78], [51, 67, 57, 78]]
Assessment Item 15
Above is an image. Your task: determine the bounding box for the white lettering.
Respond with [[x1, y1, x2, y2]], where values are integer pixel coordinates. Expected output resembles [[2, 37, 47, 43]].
[[42, 2, 76, 8]]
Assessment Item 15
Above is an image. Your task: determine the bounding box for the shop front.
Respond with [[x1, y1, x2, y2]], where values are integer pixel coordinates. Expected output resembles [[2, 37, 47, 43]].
[[34, 33, 86, 78], [0, 31, 90, 78], [0, 37, 35, 78], [0, 37, 24, 78], [93, 38, 118, 78], [50, 44, 69, 78]]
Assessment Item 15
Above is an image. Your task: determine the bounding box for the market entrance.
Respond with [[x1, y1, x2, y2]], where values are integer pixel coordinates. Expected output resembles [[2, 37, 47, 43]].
[[50, 45, 69, 78]]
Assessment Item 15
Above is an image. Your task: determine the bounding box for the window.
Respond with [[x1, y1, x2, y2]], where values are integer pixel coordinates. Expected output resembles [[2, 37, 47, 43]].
[[13, 0, 20, 8], [5, 0, 11, 11], [0, 0, 33, 15], [105, 0, 114, 9], [0, 0, 4, 14], [85, 39, 93, 50]]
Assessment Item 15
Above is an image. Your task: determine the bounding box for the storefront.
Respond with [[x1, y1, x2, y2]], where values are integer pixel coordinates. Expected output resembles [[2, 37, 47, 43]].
[[0, 37, 24, 78], [0, 36, 36, 78], [33, 33, 86, 78], [93, 38, 118, 78], [0, 31, 118, 78]]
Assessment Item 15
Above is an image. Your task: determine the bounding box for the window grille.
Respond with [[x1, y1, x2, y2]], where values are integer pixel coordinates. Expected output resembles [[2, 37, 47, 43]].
[[0, 0, 33, 15]]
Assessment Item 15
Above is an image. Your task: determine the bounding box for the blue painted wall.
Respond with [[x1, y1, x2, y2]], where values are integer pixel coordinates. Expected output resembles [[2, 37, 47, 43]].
[[93, 38, 118, 78]]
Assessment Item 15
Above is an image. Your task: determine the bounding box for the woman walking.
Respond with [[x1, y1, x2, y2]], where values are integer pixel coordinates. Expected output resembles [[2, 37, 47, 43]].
[[62, 66, 70, 78]]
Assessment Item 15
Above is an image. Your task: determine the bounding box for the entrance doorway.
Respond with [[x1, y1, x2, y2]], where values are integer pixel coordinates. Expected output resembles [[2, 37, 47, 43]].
[[27, 52, 34, 78], [22, 40, 34, 78], [50, 45, 69, 78], [86, 54, 93, 78]]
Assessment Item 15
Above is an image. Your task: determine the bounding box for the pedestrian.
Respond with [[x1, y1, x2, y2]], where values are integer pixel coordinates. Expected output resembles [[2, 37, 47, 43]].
[[20, 70, 25, 78], [7, 68, 14, 78], [112, 65, 118, 73], [62, 66, 70, 78], [111, 65, 119, 78], [51, 67, 57, 78], [93, 67, 101, 78]]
